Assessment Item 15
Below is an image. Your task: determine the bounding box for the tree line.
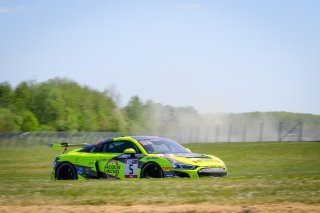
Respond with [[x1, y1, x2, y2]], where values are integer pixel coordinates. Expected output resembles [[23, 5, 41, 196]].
[[1, 78, 319, 133], [0, 78, 199, 132]]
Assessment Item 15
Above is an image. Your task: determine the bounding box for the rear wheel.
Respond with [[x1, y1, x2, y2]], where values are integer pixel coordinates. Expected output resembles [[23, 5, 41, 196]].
[[141, 162, 163, 178], [56, 162, 77, 180]]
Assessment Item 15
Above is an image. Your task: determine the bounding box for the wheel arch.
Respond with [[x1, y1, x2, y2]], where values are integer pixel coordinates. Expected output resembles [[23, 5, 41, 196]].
[[55, 161, 78, 179], [140, 161, 164, 178]]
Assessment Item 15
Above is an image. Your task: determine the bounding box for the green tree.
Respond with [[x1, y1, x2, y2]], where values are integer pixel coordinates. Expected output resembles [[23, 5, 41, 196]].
[[55, 108, 79, 131], [0, 82, 14, 108], [20, 110, 39, 131], [13, 81, 34, 112], [30, 80, 64, 126], [0, 108, 20, 131]]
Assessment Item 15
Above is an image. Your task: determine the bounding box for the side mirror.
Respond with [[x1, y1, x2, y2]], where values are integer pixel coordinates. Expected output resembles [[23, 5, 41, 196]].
[[124, 148, 136, 154], [186, 148, 191, 153]]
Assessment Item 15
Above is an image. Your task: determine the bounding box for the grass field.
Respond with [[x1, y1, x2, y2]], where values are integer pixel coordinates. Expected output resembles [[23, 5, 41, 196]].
[[0, 141, 319, 211]]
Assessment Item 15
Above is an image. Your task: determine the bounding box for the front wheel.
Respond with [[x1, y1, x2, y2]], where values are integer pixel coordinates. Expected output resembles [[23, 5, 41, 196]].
[[56, 162, 77, 180], [141, 162, 163, 178]]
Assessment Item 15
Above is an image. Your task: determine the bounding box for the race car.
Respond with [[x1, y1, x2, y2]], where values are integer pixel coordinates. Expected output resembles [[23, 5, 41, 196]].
[[50, 136, 227, 180]]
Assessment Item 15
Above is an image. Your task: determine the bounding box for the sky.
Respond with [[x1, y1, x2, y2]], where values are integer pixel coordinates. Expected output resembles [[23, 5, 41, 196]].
[[0, 0, 319, 114]]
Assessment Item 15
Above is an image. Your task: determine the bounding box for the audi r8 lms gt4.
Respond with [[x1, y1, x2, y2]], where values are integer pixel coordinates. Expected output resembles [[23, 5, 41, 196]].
[[50, 136, 227, 180]]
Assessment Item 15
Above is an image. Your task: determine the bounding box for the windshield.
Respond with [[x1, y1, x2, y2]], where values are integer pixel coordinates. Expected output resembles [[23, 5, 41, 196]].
[[137, 138, 190, 154]]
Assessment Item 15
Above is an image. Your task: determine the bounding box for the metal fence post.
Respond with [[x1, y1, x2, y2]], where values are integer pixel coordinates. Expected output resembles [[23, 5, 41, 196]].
[[215, 125, 220, 142], [278, 122, 283, 141], [242, 124, 247, 142], [228, 124, 232, 142], [298, 121, 303, 142], [259, 122, 264, 142]]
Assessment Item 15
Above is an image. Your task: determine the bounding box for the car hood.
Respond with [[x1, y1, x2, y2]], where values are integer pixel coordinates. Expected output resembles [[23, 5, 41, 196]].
[[155, 153, 226, 168]]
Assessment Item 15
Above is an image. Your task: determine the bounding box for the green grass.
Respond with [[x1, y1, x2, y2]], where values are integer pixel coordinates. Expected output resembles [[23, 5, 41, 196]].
[[0, 142, 319, 206]]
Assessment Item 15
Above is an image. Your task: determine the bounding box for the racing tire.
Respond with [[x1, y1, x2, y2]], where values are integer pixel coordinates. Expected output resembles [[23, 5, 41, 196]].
[[56, 162, 77, 180], [141, 162, 164, 178]]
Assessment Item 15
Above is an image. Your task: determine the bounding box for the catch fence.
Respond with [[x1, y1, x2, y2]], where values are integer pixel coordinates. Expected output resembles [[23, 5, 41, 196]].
[[0, 121, 319, 146]]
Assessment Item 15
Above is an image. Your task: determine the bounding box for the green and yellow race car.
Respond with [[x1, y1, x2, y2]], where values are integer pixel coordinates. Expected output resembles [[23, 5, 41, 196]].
[[51, 136, 227, 180]]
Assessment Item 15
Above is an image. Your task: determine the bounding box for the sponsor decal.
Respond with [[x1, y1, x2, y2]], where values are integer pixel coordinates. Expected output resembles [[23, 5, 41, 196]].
[[164, 171, 175, 177], [145, 156, 158, 160], [104, 159, 120, 179], [193, 159, 216, 163], [85, 167, 90, 174], [135, 154, 145, 158], [116, 154, 145, 160], [125, 159, 138, 178], [78, 167, 84, 175], [116, 154, 131, 159]]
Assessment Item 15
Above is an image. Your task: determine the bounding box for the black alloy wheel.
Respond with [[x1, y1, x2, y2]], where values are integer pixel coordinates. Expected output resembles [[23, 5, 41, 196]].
[[141, 162, 163, 178], [56, 162, 77, 180]]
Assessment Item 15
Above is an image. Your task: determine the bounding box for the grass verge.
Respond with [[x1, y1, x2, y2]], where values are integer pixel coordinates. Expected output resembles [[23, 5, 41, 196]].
[[0, 142, 319, 206]]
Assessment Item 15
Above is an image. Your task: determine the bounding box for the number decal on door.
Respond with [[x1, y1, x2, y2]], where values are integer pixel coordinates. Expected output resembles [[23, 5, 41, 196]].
[[125, 159, 138, 178]]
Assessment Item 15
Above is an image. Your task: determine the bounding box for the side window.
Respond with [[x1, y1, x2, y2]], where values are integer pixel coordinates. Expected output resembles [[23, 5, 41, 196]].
[[90, 144, 102, 153], [102, 141, 141, 154]]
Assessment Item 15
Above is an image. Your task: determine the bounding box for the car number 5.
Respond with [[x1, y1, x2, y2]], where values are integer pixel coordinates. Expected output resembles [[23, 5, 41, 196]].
[[125, 159, 138, 178], [129, 164, 134, 174]]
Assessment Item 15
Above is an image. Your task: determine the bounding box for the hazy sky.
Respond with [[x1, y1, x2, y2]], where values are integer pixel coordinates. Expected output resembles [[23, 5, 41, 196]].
[[1, 0, 319, 114]]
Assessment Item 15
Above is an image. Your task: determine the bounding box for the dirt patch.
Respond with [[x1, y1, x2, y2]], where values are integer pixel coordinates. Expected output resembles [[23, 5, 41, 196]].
[[0, 203, 319, 213]]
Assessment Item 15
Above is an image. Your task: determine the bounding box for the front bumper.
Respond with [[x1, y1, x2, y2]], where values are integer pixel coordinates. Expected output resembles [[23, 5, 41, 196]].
[[173, 167, 228, 178], [197, 168, 227, 177]]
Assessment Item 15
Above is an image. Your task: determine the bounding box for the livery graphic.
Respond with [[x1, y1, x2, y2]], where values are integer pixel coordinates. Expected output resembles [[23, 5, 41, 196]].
[[104, 159, 120, 179]]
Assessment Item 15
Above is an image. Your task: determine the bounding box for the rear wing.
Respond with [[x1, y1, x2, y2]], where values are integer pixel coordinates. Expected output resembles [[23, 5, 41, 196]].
[[49, 143, 88, 153]]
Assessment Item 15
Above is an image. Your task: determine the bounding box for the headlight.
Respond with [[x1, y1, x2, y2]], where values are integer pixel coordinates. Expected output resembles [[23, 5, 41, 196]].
[[167, 158, 196, 170], [173, 162, 196, 170]]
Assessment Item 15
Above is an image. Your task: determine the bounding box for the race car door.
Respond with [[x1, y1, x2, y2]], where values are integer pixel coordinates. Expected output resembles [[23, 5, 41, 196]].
[[97, 140, 142, 179]]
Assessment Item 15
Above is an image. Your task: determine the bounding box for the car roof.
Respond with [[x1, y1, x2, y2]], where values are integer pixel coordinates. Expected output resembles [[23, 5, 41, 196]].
[[130, 136, 164, 141], [95, 136, 169, 146]]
